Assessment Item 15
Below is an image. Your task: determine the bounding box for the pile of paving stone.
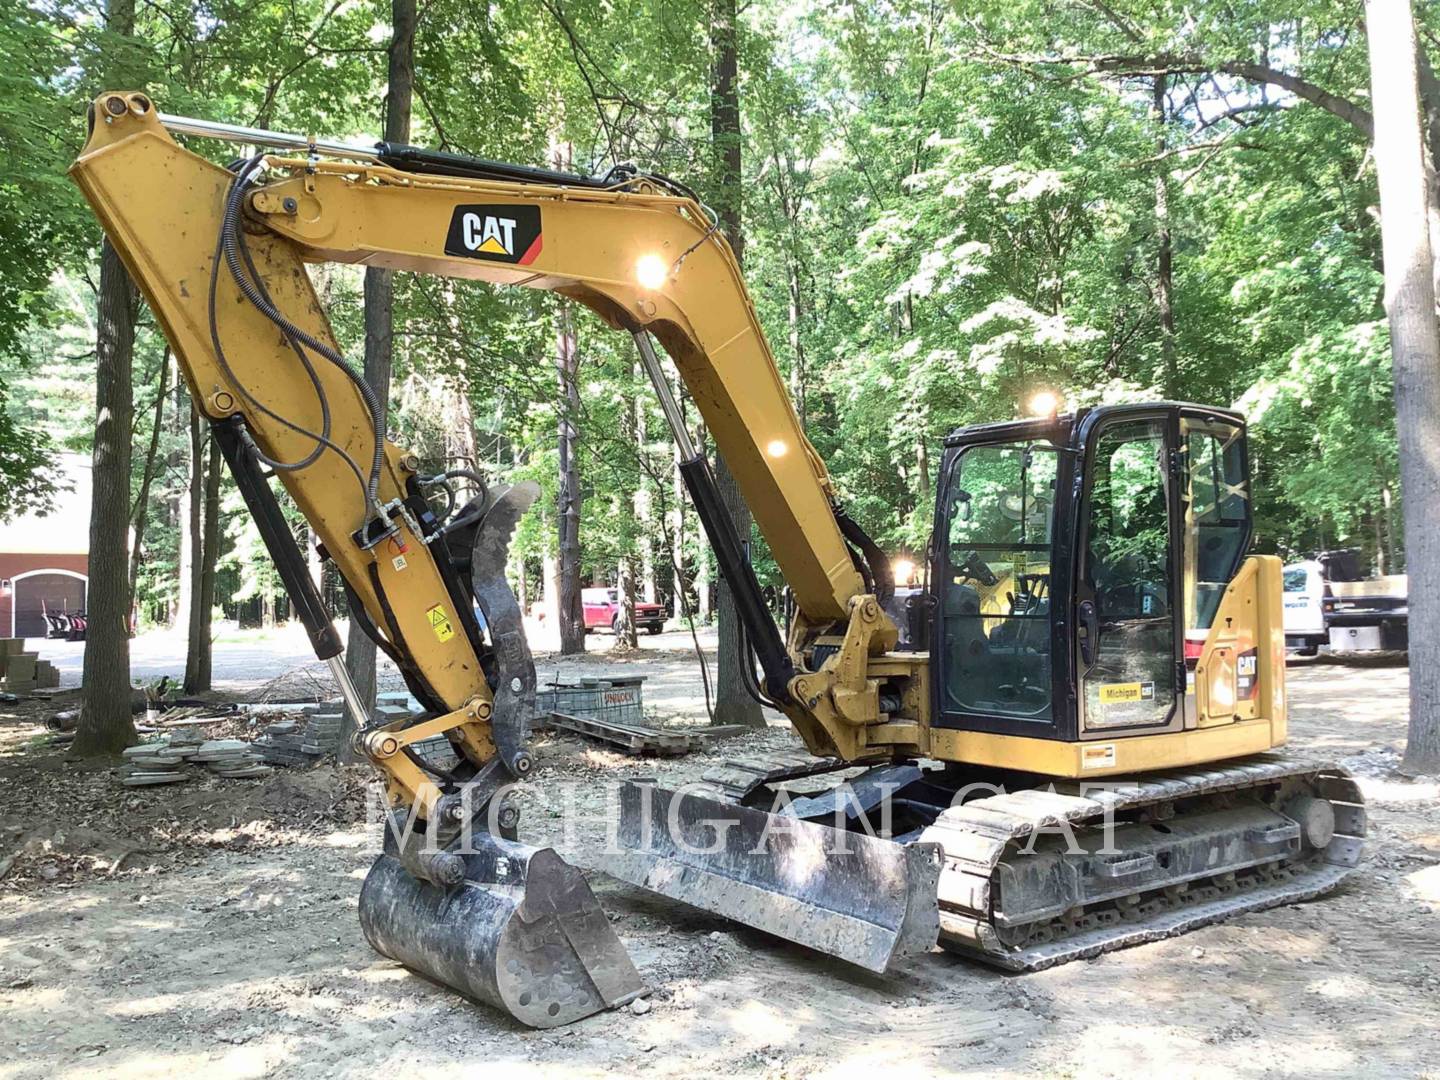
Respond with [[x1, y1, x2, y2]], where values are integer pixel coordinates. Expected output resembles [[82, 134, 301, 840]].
[[250, 693, 462, 771], [120, 732, 271, 787], [0, 638, 61, 694], [253, 703, 346, 767]]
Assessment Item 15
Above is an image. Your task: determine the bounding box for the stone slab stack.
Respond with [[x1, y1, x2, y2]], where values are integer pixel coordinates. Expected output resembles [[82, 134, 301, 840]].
[[119, 734, 270, 787], [0, 639, 58, 694], [254, 699, 347, 766]]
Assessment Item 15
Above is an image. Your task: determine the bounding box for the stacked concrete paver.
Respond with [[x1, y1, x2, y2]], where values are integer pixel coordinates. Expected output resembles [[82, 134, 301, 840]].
[[0, 639, 60, 694]]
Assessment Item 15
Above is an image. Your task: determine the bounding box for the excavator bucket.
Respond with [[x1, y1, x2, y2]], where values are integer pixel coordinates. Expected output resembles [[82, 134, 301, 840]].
[[604, 781, 942, 973], [359, 833, 645, 1026], [357, 479, 644, 1027]]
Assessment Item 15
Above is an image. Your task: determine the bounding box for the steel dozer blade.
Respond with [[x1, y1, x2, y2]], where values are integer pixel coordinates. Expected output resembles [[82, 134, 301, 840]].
[[359, 832, 645, 1028], [603, 780, 942, 973]]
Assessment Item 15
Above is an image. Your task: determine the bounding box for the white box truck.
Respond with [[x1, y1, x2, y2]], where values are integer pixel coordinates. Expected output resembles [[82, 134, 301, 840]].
[[1282, 550, 1407, 655]]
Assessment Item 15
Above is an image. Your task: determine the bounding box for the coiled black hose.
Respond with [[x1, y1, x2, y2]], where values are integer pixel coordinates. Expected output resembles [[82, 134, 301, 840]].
[[206, 157, 374, 516], [418, 468, 489, 527], [218, 158, 386, 514]]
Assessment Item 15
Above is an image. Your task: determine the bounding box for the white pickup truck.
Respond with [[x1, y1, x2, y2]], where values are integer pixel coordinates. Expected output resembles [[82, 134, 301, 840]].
[[1282, 551, 1408, 654]]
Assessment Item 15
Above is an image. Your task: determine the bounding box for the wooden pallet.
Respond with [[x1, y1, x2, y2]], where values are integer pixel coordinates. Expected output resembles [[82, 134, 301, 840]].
[[547, 712, 748, 756]]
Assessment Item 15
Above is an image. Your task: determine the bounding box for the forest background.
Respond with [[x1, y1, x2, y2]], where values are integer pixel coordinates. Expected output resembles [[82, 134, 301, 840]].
[[0, 0, 1414, 697]]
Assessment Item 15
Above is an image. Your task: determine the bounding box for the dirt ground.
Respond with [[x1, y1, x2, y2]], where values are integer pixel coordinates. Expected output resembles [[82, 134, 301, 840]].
[[1, 655, 1437, 1079]]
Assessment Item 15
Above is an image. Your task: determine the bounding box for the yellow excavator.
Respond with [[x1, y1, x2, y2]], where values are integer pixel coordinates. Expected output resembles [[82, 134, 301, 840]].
[[71, 92, 1366, 1026]]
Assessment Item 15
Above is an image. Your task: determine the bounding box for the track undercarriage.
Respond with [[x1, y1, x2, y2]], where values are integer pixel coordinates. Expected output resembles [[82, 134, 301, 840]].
[[607, 750, 1366, 974]]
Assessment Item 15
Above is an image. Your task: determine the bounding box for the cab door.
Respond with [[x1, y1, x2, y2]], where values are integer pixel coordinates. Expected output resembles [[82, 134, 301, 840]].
[[1076, 412, 1182, 733], [932, 432, 1066, 736]]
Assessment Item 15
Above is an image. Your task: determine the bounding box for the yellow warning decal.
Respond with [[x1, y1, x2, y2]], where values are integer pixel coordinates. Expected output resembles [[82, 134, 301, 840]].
[[1098, 681, 1153, 704], [426, 603, 455, 643]]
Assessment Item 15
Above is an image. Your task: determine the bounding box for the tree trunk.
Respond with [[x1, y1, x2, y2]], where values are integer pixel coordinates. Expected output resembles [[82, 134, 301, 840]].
[[556, 298, 585, 654], [306, 524, 323, 592], [671, 436, 688, 620], [1366, 0, 1440, 774], [163, 382, 187, 626], [1411, 50, 1440, 303], [633, 370, 658, 605], [709, 0, 763, 727], [1153, 75, 1178, 396], [343, 0, 415, 743], [616, 559, 638, 649], [128, 348, 169, 607], [1383, 483, 1399, 571], [695, 476, 712, 626], [185, 433, 222, 693], [175, 457, 194, 636], [75, 238, 137, 755], [183, 407, 206, 688], [787, 256, 807, 426], [543, 551, 561, 642]]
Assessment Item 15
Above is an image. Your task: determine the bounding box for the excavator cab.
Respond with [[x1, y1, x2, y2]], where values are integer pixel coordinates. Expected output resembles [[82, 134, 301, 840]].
[[933, 402, 1254, 742]]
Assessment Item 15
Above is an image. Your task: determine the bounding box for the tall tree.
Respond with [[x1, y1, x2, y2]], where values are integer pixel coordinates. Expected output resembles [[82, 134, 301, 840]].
[[128, 348, 169, 603], [555, 297, 585, 654], [1366, 0, 1440, 774], [183, 418, 222, 694], [709, 0, 763, 727], [74, 0, 139, 757], [344, 0, 415, 725], [1152, 75, 1177, 396]]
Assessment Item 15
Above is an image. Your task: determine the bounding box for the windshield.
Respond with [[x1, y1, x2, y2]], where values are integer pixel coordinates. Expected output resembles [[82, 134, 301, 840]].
[[940, 440, 1059, 721], [948, 443, 1057, 550]]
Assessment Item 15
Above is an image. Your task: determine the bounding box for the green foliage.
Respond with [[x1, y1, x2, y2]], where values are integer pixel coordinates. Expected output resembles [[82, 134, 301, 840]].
[[0, 0, 1414, 624]]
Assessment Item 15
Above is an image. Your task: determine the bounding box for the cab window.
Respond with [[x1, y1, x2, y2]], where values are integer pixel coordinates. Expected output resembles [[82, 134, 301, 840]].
[[1184, 422, 1250, 630], [1081, 418, 1177, 730], [941, 441, 1057, 720]]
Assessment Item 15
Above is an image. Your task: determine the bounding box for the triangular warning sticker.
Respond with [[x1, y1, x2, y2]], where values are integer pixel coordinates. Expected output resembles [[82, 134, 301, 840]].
[[477, 236, 509, 255]]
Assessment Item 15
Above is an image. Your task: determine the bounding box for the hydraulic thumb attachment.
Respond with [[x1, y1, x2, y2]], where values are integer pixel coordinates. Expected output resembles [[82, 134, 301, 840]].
[[349, 479, 645, 1024], [215, 418, 647, 1026]]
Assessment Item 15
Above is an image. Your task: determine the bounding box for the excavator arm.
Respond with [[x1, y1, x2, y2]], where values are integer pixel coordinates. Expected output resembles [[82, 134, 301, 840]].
[[70, 92, 920, 1022], [71, 93, 908, 777]]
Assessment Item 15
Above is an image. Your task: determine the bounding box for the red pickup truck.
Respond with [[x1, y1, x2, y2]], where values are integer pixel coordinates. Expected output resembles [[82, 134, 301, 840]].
[[535, 588, 667, 634], [583, 588, 666, 635]]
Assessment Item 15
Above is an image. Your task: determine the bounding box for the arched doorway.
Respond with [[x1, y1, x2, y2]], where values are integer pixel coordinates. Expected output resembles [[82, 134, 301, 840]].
[[11, 570, 87, 638]]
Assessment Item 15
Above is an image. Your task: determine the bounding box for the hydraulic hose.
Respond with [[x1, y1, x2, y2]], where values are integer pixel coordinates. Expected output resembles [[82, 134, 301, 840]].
[[219, 160, 387, 516], [207, 158, 334, 475]]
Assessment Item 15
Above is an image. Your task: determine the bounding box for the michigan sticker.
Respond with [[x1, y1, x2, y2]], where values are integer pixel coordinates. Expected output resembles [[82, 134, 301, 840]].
[[426, 604, 455, 643], [1098, 681, 1155, 704]]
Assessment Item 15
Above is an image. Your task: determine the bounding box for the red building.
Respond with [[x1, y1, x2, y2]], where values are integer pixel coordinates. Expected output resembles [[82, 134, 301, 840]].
[[0, 454, 90, 639]]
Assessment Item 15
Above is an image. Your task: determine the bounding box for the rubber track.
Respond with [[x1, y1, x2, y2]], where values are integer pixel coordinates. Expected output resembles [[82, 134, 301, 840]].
[[919, 751, 1367, 970]]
